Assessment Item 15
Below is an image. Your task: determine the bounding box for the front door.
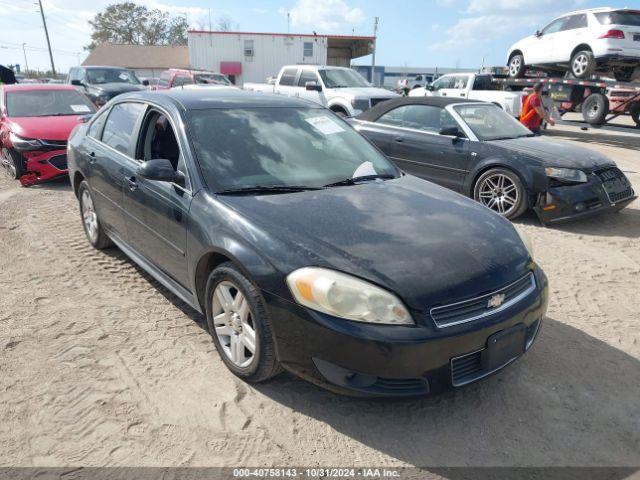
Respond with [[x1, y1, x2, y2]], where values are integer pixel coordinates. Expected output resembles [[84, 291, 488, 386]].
[[374, 104, 470, 192], [121, 107, 191, 288]]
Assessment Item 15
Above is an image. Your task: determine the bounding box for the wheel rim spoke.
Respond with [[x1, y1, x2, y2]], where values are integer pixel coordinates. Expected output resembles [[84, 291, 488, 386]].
[[479, 174, 519, 216], [211, 282, 257, 368]]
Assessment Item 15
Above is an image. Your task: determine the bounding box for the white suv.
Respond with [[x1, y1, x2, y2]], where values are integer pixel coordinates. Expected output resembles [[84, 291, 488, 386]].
[[507, 8, 640, 81]]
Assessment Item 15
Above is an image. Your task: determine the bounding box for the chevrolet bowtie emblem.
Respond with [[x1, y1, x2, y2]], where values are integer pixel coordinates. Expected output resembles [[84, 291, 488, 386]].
[[488, 293, 506, 309]]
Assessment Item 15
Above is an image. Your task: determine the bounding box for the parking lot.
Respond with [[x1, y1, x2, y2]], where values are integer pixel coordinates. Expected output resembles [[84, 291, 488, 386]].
[[0, 122, 638, 469]]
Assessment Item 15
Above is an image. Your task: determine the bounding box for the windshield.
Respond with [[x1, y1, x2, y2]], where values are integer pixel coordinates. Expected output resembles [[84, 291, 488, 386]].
[[594, 11, 640, 26], [6, 90, 97, 117], [319, 69, 371, 88], [454, 104, 532, 141], [86, 68, 140, 85], [194, 73, 231, 85], [188, 108, 398, 191]]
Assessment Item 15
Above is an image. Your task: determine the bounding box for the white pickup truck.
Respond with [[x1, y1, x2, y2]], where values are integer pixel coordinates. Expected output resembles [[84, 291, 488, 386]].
[[244, 65, 399, 117], [409, 73, 526, 117]]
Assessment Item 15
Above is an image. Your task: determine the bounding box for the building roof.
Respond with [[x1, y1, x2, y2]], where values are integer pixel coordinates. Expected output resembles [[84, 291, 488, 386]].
[[82, 44, 189, 70], [187, 30, 375, 40]]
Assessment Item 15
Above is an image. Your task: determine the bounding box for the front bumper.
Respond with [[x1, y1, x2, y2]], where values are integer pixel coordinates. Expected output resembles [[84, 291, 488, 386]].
[[264, 267, 548, 397], [534, 169, 636, 225], [18, 149, 68, 187]]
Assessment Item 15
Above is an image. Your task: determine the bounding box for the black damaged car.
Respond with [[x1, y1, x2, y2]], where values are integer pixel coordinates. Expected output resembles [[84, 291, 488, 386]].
[[67, 90, 548, 396], [352, 97, 636, 223]]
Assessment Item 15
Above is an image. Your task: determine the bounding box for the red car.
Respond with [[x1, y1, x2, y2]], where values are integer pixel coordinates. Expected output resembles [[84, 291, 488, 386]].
[[0, 84, 96, 186], [156, 69, 233, 89]]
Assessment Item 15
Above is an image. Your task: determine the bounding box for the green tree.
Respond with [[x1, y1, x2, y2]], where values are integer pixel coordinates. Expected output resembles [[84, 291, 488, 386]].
[[86, 2, 187, 50]]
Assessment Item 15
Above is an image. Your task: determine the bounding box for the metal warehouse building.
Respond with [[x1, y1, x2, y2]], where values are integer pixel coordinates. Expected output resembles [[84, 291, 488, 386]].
[[188, 30, 375, 85]]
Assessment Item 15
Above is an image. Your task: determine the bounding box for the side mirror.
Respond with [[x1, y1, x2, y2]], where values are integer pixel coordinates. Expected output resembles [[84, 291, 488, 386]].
[[71, 79, 83, 86], [535, 30, 542, 37], [80, 114, 94, 123], [439, 126, 464, 138], [137, 159, 185, 185], [142, 79, 150, 86], [305, 81, 322, 92], [425, 84, 434, 91]]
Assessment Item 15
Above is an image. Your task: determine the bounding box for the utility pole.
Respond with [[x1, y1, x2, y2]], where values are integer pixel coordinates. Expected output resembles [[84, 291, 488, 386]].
[[37, 0, 56, 75], [22, 43, 29, 75], [287, 12, 291, 34], [371, 17, 379, 86]]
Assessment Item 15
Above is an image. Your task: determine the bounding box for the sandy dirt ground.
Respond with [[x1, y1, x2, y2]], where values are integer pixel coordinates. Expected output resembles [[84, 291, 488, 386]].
[[0, 123, 639, 472]]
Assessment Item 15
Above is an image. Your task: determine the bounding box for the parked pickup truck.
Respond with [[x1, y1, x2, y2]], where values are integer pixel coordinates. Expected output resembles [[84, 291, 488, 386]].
[[244, 65, 399, 117], [409, 73, 526, 117]]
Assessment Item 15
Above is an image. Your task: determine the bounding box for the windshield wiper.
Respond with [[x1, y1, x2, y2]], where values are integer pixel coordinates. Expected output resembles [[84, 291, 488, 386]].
[[323, 174, 396, 188], [216, 185, 323, 195]]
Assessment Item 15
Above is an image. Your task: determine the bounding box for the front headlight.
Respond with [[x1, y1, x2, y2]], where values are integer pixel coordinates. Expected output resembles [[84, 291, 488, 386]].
[[514, 225, 534, 259], [351, 98, 371, 111], [287, 267, 413, 325], [545, 167, 587, 183], [9, 132, 42, 150]]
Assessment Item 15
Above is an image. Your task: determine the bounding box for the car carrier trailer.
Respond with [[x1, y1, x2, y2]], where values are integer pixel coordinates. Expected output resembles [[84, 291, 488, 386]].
[[494, 77, 640, 128]]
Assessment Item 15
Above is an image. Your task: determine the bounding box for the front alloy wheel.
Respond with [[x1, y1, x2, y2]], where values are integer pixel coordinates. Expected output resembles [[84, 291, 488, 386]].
[[205, 263, 281, 383], [2, 148, 23, 180], [474, 168, 527, 220], [78, 180, 112, 249], [508, 54, 525, 78]]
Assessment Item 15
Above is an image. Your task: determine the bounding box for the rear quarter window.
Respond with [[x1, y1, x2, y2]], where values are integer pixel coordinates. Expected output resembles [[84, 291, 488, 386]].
[[594, 11, 640, 26]]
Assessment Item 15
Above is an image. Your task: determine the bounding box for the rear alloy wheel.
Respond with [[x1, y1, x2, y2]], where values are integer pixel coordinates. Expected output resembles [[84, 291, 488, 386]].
[[570, 50, 595, 79], [474, 168, 528, 220], [78, 181, 113, 250], [582, 93, 609, 125], [2, 148, 24, 180], [508, 54, 526, 78], [205, 263, 281, 383]]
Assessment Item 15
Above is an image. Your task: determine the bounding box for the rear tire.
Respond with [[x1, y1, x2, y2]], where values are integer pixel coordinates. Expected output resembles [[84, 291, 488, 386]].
[[582, 93, 609, 125], [613, 67, 634, 83], [78, 180, 113, 250], [473, 168, 528, 220], [205, 262, 282, 383], [570, 50, 595, 79], [508, 54, 526, 78], [2, 148, 24, 180], [630, 103, 640, 127]]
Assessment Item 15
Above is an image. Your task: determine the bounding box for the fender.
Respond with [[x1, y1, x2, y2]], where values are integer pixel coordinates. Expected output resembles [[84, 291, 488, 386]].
[[463, 155, 544, 197], [326, 97, 353, 116]]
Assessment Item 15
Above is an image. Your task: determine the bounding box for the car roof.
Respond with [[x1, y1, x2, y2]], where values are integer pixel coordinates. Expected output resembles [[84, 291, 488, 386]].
[[558, 7, 637, 16], [114, 89, 324, 111], [1, 83, 78, 92], [81, 65, 132, 70], [356, 96, 480, 121]]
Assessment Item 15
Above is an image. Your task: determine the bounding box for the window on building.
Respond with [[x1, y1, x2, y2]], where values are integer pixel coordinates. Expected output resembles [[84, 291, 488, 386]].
[[244, 40, 254, 57], [279, 68, 298, 86], [303, 42, 314, 57]]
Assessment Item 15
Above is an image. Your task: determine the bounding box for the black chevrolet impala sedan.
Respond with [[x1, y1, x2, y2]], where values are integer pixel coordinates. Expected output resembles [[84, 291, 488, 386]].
[[67, 90, 548, 396], [352, 97, 636, 223]]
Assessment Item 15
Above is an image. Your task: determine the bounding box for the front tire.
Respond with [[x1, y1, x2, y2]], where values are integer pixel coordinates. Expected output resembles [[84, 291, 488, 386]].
[[629, 103, 640, 127], [570, 50, 595, 79], [508, 54, 526, 78], [78, 181, 112, 250], [474, 168, 528, 220], [205, 262, 281, 383], [2, 147, 25, 180]]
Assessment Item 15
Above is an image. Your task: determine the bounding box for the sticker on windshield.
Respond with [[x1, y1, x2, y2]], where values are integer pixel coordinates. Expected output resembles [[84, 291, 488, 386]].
[[305, 116, 344, 135], [118, 73, 129, 81], [70, 104, 91, 113]]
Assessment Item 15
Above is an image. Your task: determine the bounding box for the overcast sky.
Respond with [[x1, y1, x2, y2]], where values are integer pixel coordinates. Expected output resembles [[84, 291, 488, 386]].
[[0, 0, 633, 74]]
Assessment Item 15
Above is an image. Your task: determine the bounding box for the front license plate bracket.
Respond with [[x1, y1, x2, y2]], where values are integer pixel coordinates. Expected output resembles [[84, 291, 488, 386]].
[[481, 324, 526, 371]]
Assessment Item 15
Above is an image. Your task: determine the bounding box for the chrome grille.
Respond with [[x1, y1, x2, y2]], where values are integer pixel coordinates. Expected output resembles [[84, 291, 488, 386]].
[[430, 273, 536, 329]]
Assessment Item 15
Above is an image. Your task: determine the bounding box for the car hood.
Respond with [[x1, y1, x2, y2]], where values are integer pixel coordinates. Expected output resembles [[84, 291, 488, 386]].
[[488, 137, 616, 170], [7, 115, 89, 141], [219, 175, 531, 311], [334, 87, 399, 99], [87, 82, 145, 96]]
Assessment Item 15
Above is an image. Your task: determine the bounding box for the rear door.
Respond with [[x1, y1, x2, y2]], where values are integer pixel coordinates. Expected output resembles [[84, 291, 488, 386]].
[[120, 106, 191, 287], [555, 14, 590, 62], [442, 75, 472, 99], [276, 68, 300, 97], [376, 104, 470, 192], [82, 102, 146, 238]]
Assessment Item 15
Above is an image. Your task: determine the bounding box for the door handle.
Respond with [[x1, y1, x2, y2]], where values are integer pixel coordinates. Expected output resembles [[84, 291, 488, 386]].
[[460, 93, 466, 97], [88, 151, 96, 164], [393, 137, 404, 143], [126, 176, 138, 191], [441, 93, 447, 96]]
